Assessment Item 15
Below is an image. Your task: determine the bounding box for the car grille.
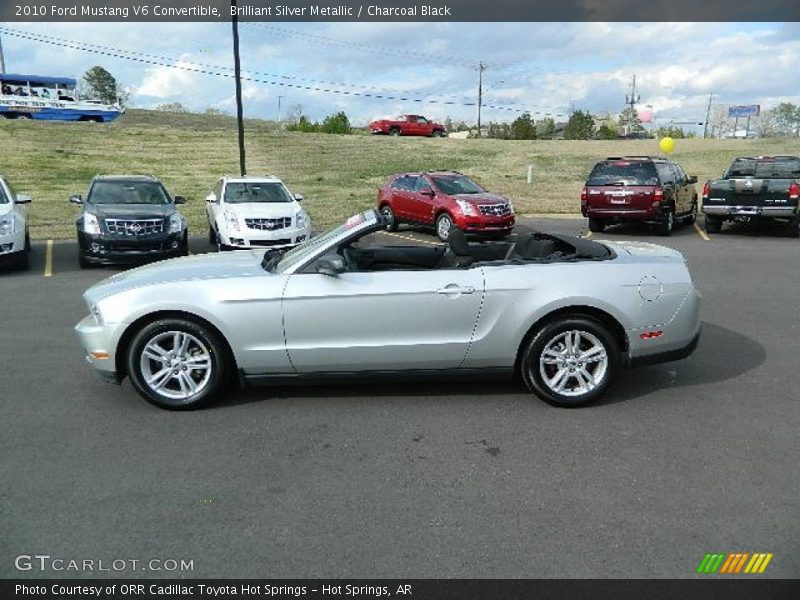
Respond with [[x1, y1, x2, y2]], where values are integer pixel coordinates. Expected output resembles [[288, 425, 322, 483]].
[[105, 218, 164, 236], [245, 217, 292, 231], [249, 239, 292, 247], [478, 203, 512, 217]]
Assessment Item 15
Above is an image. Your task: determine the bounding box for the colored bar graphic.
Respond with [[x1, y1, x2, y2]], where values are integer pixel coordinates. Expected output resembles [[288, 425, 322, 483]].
[[699, 552, 773, 575]]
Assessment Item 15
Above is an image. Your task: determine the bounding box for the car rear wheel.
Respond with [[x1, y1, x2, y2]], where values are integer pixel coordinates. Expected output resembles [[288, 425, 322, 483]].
[[127, 318, 230, 410], [686, 199, 698, 225], [588, 218, 606, 233], [389, 127, 400, 136], [704, 216, 722, 234], [788, 216, 800, 239], [521, 316, 620, 407], [659, 207, 675, 236], [435, 213, 455, 242], [380, 204, 398, 231]]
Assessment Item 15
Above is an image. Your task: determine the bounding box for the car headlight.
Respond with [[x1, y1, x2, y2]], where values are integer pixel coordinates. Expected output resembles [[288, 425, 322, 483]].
[[169, 213, 184, 234], [83, 213, 101, 235], [296, 211, 308, 229], [0, 215, 14, 236], [224, 210, 240, 233], [455, 199, 477, 216]]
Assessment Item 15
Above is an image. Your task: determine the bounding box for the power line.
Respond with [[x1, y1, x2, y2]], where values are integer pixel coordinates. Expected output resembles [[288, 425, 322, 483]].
[[1, 27, 529, 113]]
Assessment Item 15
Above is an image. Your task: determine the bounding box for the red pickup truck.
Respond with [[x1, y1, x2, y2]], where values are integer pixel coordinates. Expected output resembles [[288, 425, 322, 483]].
[[369, 114, 447, 137]]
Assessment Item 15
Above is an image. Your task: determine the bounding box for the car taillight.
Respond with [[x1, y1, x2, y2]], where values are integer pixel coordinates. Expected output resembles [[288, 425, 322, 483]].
[[580, 187, 588, 204], [789, 182, 800, 200], [702, 182, 710, 198], [653, 187, 664, 206]]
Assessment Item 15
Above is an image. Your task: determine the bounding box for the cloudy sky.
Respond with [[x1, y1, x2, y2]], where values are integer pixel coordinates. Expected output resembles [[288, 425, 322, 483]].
[[2, 21, 798, 132]]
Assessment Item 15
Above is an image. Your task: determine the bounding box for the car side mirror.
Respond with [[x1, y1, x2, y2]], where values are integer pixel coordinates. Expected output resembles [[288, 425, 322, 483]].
[[420, 188, 435, 197], [687, 175, 698, 184], [69, 194, 83, 204], [205, 193, 218, 203], [15, 194, 32, 204], [174, 195, 186, 204], [294, 193, 304, 202], [316, 253, 346, 276]]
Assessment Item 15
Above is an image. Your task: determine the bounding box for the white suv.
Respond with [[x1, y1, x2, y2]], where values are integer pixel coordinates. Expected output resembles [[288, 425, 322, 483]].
[[205, 176, 311, 250], [0, 175, 32, 270]]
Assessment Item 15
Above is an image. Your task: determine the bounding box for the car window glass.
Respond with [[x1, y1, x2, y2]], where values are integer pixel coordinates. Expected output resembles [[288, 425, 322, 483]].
[[726, 158, 800, 178], [0, 183, 8, 204], [414, 177, 432, 192], [391, 177, 410, 191], [431, 175, 483, 195], [224, 182, 293, 204], [587, 162, 659, 186], [404, 176, 419, 191], [88, 181, 170, 205], [407, 116, 418, 123], [654, 164, 673, 184], [417, 117, 428, 124]]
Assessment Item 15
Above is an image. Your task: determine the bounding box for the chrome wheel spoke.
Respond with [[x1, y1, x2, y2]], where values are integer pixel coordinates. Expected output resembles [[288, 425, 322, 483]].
[[148, 368, 172, 390], [580, 346, 606, 363], [140, 330, 213, 401], [539, 328, 609, 398]]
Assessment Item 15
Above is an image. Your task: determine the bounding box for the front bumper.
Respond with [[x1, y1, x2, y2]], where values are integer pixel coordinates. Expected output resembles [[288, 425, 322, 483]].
[[454, 215, 516, 234], [78, 230, 187, 264], [225, 225, 311, 249], [702, 205, 798, 218], [74, 314, 122, 383], [0, 228, 25, 259]]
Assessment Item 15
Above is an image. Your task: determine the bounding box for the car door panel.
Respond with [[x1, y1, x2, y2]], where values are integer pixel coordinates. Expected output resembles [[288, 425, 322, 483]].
[[282, 269, 484, 372]]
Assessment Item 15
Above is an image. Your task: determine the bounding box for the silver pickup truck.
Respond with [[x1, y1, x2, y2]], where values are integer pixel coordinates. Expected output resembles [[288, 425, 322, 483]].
[[701, 155, 800, 237]]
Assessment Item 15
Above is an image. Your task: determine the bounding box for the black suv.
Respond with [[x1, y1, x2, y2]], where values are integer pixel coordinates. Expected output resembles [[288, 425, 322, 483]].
[[71, 175, 188, 267], [581, 156, 698, 235]]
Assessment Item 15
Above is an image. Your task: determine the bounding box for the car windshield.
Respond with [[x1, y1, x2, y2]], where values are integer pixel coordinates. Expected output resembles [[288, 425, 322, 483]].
[[726, 158, 800, 178], [88, 181, 170, 205], [0, 184, 8, 204], [432, 175, 484, 195], [224, 182, 294, 203], [270, 211, 375, 274], [587, 162, 659, 186]]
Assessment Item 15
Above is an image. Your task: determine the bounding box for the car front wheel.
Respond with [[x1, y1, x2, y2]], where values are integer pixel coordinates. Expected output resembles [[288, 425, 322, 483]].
[[380, 204, 398, 231], [435, 213, 455, 242], [521, 316, 620, 407], [659, 207, 675, 236], [127, 318, 230, 410], [588, 217, 606, 233]]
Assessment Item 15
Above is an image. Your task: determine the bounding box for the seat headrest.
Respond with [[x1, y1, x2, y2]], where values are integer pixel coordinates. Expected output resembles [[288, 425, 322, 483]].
[[515, 236, 556, 259], [447, 228, 471, 256]]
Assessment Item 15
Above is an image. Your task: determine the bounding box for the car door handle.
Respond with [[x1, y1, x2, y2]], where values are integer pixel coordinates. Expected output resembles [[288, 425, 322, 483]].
[[437, 284, 476, 295]]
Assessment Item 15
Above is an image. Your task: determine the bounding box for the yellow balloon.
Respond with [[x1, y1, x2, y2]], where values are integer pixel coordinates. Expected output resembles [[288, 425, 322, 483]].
[[659, 137, 676, 154]]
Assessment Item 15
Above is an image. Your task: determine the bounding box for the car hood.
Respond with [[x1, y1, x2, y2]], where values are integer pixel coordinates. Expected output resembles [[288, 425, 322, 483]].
[[86, 203, 177, 219], [224, 202, 298, 218], [454, 193, 508, 205], [85, 250, 266, 302]]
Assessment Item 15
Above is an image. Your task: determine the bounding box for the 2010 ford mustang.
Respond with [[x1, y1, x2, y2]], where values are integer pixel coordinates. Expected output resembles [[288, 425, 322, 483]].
[[75, 209, 700, 410]]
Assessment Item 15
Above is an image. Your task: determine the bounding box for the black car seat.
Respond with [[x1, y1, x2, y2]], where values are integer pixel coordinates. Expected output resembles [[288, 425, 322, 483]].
[[510, 235, 557, 260], [438, 228, 474, 268]]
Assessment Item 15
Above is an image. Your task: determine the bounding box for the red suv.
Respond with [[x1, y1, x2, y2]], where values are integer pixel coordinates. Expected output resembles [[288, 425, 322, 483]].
[[377, 171, 515, 241], [581, 156, 698, 235]]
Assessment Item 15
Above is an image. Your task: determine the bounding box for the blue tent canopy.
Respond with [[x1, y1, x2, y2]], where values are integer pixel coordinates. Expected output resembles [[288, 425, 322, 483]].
[[0, 73, 77, 86]]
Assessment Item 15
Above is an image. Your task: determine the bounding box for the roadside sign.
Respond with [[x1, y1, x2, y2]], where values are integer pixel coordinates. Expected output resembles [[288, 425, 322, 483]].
[[728, 105, 760, 118]]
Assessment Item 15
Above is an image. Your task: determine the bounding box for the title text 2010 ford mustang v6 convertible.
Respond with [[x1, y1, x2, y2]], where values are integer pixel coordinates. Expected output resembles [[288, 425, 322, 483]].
[[75, 209, 700, 410]]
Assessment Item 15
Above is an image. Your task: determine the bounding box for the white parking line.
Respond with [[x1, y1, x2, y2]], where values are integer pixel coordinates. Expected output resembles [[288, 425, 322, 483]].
[[43, 240, 53, 277], [693, 223, 711, 241]]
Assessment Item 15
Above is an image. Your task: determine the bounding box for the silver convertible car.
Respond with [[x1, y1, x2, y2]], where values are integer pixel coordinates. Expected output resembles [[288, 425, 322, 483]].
[[75, 209, 700, 410]]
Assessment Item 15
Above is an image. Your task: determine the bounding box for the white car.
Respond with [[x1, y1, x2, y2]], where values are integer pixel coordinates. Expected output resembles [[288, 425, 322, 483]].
[[205, 175, 311, 250], [0, 175, 32, 270]]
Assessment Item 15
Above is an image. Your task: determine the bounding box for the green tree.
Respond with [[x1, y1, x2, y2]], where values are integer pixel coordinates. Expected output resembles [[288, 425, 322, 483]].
[[155, 102, 189, 113], [81, 66, 120, 105], [563, 110, 595, 140], [596, 123, 618, 140], [320, 111, 351, 134], [538, 117, 556, 139], [655, 125, 687, 139], [287, 115, 319, 133], [510, 112, 537, 140], [486, 121, 511, 139], [771, 102, 800, 137], [618, 106, 644, 134]]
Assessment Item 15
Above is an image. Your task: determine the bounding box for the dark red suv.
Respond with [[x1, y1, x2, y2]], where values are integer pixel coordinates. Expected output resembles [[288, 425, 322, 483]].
[[581, 156, 698, 235], [377, 171, 515, 241]]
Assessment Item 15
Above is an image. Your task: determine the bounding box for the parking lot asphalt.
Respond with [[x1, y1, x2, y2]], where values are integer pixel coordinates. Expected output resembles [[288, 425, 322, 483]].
[[1, 217, 798, 579]]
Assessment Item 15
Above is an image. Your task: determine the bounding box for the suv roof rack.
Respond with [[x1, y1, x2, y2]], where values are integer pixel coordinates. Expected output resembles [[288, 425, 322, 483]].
[[604, 156, 665, 161]]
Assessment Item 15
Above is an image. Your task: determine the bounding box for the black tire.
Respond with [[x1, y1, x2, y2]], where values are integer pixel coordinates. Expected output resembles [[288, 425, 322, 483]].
[[686, 199, 698, 225], [521, 316, 621, 408], [588, 217, 606, 233], [659, 206, 675, 236], [788, 216, 800, 239], [208, 224, 216, 244], [78, 252, 92, 269], [432, 130, 446, 138], [435, 212, 455, 242], [12, 250, 29, 270], [380, 204, 398, 231], [704, 216, 722, 234], [180, 235, 190, 256], [127, 318, 231, 410], [389, 127, 401, 137]]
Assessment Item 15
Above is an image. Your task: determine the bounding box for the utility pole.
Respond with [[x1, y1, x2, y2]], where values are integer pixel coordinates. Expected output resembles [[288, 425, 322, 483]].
[[231, 0, 246, 176], [277, 95, 284, 124], [476, 61, 485, 138], [0, 34, 6, 74], [703, 92, 714, 139], [624, 74, 640, 136]]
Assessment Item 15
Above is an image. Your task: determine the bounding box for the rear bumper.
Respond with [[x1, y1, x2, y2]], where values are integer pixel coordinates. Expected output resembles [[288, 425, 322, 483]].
[[628, 328, 700, 367], [583, 206, 664, 220], [702, 205, 798, 218]]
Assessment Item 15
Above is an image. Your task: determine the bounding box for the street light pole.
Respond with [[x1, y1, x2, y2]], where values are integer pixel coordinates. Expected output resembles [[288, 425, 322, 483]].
[[231, 0, 246, 176], [476, 62, 485, 138]]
